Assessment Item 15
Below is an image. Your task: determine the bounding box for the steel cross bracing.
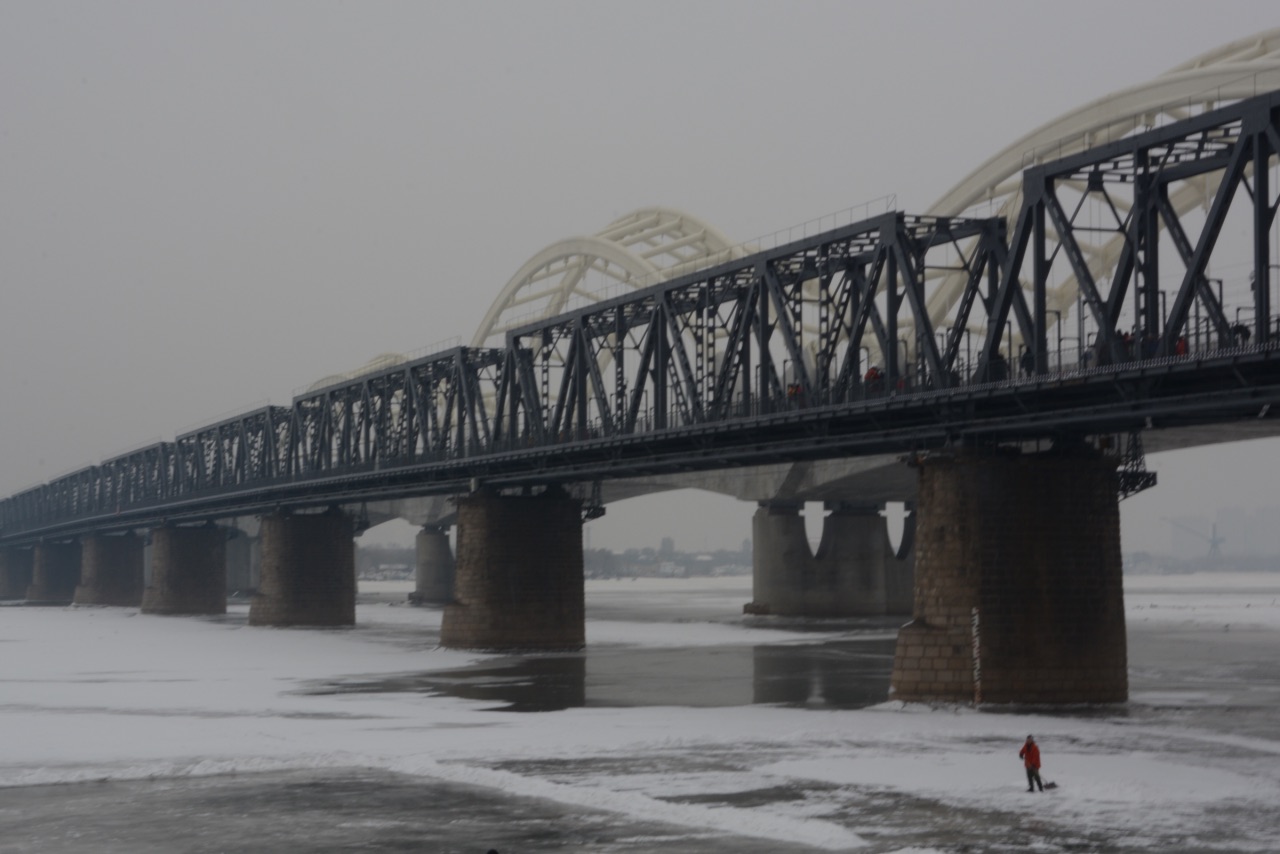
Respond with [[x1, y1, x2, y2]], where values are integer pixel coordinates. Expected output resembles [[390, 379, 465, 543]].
[[2, 92, 1280, 545], [503, 212, 1003, 444], [0, 348, 508, 541], [977, 91, 1280, 381]]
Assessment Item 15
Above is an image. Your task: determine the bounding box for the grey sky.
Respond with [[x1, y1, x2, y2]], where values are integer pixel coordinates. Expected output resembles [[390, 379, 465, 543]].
[[2, 2, 1278, 554]]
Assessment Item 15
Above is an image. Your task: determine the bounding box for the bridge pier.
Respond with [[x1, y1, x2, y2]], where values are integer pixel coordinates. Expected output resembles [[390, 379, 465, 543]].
[[26, 541, 82, 604], [890, 446, 1127, 705], [0, 547, 34, 599], [74, 533, 144, 606], [141, 525, 227, 615], [225, 529, 260, 596], [745, 501, 913, 617], [410, 525, 454, 604], [249, 510, 355, 626], [441, 487, 584, 650]]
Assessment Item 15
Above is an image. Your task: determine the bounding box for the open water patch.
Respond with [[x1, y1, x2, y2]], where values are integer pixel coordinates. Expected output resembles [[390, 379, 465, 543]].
[[300, 636, 897, 712]]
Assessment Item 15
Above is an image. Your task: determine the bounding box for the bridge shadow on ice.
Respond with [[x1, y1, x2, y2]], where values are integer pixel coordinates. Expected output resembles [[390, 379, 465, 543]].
[[301, 625, 899, 712]]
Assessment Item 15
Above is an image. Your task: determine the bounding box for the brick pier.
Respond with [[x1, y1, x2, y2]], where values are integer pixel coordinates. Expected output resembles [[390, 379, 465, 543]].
[[74, 533, 144, 606], [889, 447, 1127, 705], [141, 525, 227, 615], [441, 487, 584, 650], [27, 541, 82, 604], [249, 510, 355, 627], [0, 548, 34, 599]]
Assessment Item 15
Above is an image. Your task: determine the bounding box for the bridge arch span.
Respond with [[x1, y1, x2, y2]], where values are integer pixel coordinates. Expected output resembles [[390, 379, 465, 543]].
[[471, 206, 748, 347]]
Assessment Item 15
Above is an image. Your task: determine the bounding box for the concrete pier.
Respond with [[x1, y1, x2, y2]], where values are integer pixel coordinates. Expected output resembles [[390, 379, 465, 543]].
[[0, 548, 34, 599], [890, 447, 1127, 705], [74, 533, 144, 606], [225, 529, 260, 596], [745, 501, 913, 617], [26, 541, 82, 604], [141, 525, 227, 615], [410, 525, 455, 604], [441, 488, 584, 650], [249, 510, 355, 626]]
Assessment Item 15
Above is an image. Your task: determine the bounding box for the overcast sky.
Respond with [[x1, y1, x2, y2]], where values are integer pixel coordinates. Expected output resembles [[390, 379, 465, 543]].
[[2, 2, 1278, 554]]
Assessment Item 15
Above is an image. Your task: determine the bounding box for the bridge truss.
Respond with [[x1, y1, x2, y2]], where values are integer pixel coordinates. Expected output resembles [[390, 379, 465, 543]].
[[3, 92, 1279, 544], [980, 91, 1280, 380]]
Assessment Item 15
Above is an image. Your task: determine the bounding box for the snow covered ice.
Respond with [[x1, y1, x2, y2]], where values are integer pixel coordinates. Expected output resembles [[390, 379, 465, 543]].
[[2, 574, 1280, 852]]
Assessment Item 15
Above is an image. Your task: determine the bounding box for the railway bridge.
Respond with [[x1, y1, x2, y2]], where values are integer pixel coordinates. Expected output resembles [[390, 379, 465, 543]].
[[4, 33, 1280, 705]]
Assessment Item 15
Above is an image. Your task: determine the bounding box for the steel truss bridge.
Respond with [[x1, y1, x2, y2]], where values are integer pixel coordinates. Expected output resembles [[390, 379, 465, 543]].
[[3, 92, 1280, 546]]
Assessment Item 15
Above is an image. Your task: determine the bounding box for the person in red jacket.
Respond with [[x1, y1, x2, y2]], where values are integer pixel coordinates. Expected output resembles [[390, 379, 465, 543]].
[[1019, 734, 1044, 792]]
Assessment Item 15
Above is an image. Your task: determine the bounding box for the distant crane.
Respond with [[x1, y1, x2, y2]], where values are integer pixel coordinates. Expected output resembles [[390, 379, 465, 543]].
[[1162, 518, 1225, 558]]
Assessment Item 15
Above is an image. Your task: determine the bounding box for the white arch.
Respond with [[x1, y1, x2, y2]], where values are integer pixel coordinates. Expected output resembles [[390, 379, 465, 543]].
[[599, 205, 739, 257], [923, 29, 1280, 335], [471, 235, 662, 347], [305, 352, 408, 393], [470, 206, 747, 347]]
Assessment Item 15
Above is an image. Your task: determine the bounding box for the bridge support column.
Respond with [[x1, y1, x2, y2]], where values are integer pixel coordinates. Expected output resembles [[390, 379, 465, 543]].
[[0, 548, 34, 599], [141, 525, 226, 615], [250, 511, 355, 626], [225, 530, 260, 596], [74, 533, 144, 606], [441, 488, 584, 650], [409, 525, 454, 604], [26, 541, 82, 604], [745, 501, 913, 617], [890, 447, 1127, 705]]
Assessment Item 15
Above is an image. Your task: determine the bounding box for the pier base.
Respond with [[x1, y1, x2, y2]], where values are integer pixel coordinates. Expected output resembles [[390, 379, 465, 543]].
[[26, 541, 81, 604], [0, 548, 34, 599], [746, 502, 913, 617], [74, 533, 144, 606], [441, 488, 584, 650], [889, 447, 1127, 705], [249, 511, 355, 627], [225, 530, 260, 596], [410, 525, 455, 604], [141, 526, 227, 615]]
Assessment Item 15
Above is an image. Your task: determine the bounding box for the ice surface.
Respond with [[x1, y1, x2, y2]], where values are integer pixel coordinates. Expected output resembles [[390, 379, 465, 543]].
[[2, 573, 1280, 852]]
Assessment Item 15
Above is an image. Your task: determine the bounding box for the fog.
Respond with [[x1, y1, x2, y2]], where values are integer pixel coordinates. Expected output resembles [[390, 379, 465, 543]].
[[2, 1, 1277, 554]]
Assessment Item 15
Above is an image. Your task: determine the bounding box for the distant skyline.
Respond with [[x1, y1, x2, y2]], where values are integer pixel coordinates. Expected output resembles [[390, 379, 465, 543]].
[[3, 2, 1279, 553]]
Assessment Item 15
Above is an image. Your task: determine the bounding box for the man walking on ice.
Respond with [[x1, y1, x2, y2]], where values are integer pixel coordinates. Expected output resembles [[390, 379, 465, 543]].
[[1019, 734, 1044, 792]]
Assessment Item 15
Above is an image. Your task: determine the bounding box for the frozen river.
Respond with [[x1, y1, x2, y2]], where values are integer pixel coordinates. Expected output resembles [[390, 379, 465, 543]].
[[3, 574, 1280, 853]]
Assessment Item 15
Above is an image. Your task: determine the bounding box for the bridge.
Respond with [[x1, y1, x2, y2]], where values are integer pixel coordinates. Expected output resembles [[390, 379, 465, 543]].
[[3, 33, 1280, 706]]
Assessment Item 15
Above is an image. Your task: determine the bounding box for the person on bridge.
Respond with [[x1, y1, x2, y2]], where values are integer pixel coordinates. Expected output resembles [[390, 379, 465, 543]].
[[1019, 735, 1044, 792], [864, 365, 884, 396]]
